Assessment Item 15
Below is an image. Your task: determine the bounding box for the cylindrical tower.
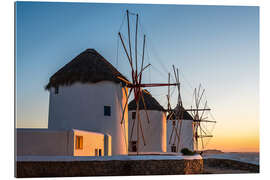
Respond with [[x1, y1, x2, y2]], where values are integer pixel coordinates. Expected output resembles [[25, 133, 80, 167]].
[[46, 49, 129, 155], [128, 91, 167, 153], [167, 105, 194, 152]]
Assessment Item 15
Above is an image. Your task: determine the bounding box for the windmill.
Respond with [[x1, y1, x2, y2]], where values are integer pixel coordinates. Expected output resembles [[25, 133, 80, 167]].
[[117, 10, 178, 155], [167, 65, 188, 153], [186, 84, 217, 151], [167, 67, 216, 153]]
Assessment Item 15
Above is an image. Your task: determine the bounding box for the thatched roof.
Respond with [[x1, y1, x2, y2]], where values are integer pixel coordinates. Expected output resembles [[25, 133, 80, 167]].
[[45, 49, 128, 89], [128, 90, 165, 112], [167, 104, 193, 120]]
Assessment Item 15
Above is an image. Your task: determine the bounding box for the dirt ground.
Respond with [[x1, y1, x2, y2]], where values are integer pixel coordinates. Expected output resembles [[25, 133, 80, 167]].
[[202, 159, 259, 174], [203, 166, 255, 174]]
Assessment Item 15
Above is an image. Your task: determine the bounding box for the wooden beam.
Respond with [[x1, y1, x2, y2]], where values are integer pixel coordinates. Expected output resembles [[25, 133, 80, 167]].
[[185, 108, 211, 111], [135, 13, 138, 74], [127, 10, 133, 68], [118, 32, 133, 70], [139, 35, 146, 84], [127, 83, 179, 88]]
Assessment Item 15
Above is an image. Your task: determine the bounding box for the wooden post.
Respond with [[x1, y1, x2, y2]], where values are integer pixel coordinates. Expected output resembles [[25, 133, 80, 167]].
[[135, 14, 138, 75], [127, 10, 133, 66], [136, 100, 140, 155], [139, 35, 146, 83]]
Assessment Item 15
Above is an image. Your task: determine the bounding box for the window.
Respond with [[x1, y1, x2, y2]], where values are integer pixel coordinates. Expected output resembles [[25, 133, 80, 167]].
[[171, 145, 176, 152], [132, 112, 136, 119], [55, 86, 59, 94], [98, 149, 102, 156], [104, 106, 111, 116], [95, 149, 98, 156], [130, 141, 137, 152], [75, 136, 83, 149]]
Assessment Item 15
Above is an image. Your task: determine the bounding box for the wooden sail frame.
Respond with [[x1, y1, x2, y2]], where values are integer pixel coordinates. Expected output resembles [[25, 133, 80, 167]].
[[188, 84, 216, 151], [167, 65, 185, 152], [117, 10, 178, 155], [166, 66, 216, 152]]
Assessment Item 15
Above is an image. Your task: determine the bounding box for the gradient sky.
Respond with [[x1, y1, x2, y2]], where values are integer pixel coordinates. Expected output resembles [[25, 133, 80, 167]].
[[16, 2, 259, 152]]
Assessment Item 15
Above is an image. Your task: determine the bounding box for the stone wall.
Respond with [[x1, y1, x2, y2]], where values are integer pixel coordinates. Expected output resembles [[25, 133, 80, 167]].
[[16, 159, 203, 178]]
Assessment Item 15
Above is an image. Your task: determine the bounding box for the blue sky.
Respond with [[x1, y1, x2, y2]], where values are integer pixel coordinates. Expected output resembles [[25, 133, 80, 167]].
[[16, 2, 259, 151]]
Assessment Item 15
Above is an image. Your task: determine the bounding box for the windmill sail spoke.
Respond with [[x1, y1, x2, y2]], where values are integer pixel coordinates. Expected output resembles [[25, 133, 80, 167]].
[[135, 13, 138, 73], [136, 100, 140, 154], [120, 87, 133, 124], [199, 100, 207, 121], [139, 35, 146, 84], [176, 120, 182, 152], [138, 63, 151, 78], [116, 76, 132, 85], [126, 10, 133, 68], [169, 122, 175, 144], [138, 108, 146, 146], [199, 124, 208, 136], [129, 115, 136, 141], [199, 124, 204, 149], [197, 89, 205, 108], [141, 95, 151, 124], [118, 32, 133, 70]]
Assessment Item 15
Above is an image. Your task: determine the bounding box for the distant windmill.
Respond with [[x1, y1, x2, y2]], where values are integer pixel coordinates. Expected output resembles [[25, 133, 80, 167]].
[[167, 66, 216, 152], [117, 10, 178, 155], [187, 84, 217, 151], [167, 65, 193, 152]]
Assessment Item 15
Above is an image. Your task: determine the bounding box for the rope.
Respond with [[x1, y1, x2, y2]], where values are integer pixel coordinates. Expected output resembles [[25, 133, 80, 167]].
[[118, 12, 127, 32], [116, 36, 120, 69], [138, 19, 170, 76]]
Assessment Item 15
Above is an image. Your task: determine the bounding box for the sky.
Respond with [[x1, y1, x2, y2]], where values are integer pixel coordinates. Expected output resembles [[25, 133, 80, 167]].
[[16, 2, 259, 152]]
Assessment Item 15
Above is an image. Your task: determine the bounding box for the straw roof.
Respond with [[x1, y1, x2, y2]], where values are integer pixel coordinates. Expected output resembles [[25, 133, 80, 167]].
[[45, 49, 128, 89], [128, 90, 165, 112], [167, 104, 193, 120]]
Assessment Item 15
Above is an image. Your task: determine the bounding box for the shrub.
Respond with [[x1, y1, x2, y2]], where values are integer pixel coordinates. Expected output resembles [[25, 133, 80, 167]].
[[181, 148, 196, 155]]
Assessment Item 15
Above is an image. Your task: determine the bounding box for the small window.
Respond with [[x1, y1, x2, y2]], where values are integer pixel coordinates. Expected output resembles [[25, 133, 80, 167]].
[[132, 112, 136, 119], [75, 136, 83, 149], [55, 87, 59, 94], [130, 141, 137, 152], [171, 145, 177, 152], [95, 149, 98, 156], [99, 149, 102, 156], [104, 106, 111, 116]]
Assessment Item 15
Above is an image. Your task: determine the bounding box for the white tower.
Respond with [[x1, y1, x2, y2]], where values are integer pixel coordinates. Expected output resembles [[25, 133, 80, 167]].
[[128, 91, 167, 153], [46, 49, 129, 155], [167, 105, 194, 152]]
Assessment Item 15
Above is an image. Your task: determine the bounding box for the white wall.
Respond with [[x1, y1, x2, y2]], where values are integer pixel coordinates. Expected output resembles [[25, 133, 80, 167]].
[[16, 129, 109, 156], [167, 120, 194, 152], [16, 129, 73, 156], [73, 129, 106, 156], [128, 110, 166, 153], [48, 81, 128, 155]]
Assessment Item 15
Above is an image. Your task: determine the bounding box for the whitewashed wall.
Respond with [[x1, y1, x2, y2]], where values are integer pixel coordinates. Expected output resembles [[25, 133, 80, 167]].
[[16, 129, 73, 156], [48, 81, 128, 155], [128, 110, 166, 153], [73, 129, 106, 156], [16, 129, 109, 156], [167, 120, 194, 152]]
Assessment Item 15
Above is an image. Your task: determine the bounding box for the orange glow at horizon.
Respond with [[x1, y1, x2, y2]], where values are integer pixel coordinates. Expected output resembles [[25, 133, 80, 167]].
[[203, 117, 259, 152], [206, 135, 259, 152]]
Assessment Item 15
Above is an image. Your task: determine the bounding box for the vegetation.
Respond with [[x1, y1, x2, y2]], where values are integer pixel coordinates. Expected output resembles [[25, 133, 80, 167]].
[[181, 148, 196, 155]]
